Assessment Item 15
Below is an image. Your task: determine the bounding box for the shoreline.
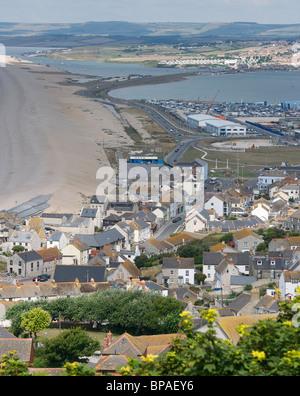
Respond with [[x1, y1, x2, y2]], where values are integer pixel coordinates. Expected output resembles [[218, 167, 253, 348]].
[[0, 57, 147, 214]]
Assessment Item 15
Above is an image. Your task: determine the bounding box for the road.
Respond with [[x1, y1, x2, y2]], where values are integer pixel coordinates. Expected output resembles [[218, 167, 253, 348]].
[[154, 216, 186, 241]]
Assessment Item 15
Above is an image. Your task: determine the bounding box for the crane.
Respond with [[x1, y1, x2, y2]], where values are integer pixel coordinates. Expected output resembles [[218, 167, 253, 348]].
[[206, 89, 220, 115]]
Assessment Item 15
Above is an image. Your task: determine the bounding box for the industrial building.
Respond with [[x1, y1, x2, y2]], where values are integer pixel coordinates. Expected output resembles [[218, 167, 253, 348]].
[[186, 114, 217, 129], [205, 119, 247, 136]]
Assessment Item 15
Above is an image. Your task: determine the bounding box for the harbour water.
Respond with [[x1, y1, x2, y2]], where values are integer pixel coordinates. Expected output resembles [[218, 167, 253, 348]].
[[109, 70, 300, 104], [8, 47, 300, 104]]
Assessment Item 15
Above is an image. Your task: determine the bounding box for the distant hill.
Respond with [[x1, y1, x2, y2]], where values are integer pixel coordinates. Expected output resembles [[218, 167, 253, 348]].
[[0, 21, 299, 47]]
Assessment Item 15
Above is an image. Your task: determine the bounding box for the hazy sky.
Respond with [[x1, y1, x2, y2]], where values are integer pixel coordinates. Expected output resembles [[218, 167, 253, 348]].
[[0, 0, 299, 25]]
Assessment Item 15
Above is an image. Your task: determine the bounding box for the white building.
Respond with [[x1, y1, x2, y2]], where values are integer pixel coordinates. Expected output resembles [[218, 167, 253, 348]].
[[205, 119, 247, 136], [186, 114, 217, 129], [278, 271, 300, 300]]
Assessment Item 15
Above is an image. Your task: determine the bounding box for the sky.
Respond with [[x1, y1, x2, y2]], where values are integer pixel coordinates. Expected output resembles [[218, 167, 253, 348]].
[[0, 0, 299, 25]]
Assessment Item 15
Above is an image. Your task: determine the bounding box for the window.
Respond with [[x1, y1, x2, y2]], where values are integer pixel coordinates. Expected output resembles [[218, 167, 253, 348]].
[[186, 270, 189, 276], [257, 260, 262, 265], [244, 241, 248, 246], [271, 260, 275, 265], [31, 262, 34, 271]]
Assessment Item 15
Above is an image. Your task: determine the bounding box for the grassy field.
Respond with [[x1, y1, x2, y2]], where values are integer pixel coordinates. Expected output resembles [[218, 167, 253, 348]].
[[182, 144, 300, 173]]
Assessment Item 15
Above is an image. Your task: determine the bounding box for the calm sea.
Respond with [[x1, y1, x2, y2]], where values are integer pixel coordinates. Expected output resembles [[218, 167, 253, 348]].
[[8, 47, 300, 104]]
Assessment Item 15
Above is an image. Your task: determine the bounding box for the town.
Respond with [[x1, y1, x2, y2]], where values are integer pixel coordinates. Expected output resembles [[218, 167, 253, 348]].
[[1, 109, 300, 373], [0, 11, 299, 377]]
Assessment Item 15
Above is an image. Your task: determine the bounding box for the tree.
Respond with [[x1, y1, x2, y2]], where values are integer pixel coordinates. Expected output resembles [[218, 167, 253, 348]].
[[20, 307, 51, 342], [12, 245, 25, 253], [34, 328, 100, 368], [0, 351, 31, 376], [134, 254, 150, 269], [118, 288, 300, 376]]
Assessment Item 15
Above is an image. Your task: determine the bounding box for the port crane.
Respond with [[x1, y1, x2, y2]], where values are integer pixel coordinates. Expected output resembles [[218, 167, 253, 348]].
[[206, 89, 220, 115]]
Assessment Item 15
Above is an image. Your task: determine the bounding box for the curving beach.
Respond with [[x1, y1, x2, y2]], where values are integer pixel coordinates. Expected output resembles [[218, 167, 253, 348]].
[[0, 57, 134, 213]]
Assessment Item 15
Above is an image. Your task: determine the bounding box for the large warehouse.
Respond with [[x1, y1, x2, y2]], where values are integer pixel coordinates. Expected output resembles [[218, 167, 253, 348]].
[[186, 114, 217, 129], [205, 119, 247, 136]]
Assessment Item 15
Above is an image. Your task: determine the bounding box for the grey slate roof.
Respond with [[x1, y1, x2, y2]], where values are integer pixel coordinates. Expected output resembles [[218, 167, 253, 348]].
[[17, 250, 43, 262], [53, 265, 107, 283], [81, 208, 98, 218], [203, 252, 251, 266], [74, 229, 125, 248], [208, 216, 264, 231]]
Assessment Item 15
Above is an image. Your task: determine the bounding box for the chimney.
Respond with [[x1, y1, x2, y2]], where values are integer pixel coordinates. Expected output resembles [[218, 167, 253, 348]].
[[90, 278, 96, 287], [103, 335, 108, 349], [75, 278, 81, 287], [251, 288, 260, 300], [107, 331, 112, 345]]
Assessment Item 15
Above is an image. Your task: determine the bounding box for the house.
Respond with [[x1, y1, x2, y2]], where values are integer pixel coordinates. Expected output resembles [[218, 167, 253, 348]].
[[251, 197, 270, 221], [107, 259, 141, 283], [80, 208, 102, 229], [89, 195, 108, 214], [102, 214, 121, 229], [128, 219, 151, 244], [40, 213, 73, 227], [61, 239, 91, 265], [26, 218, 46, 242], [251, 251, 298, 281], [202, 252, 251, 283], [214, 256, 256, 294], [278, 270, 300, 300], [112, 221, 133, 249], [184, 208, 210, 233], [164, 232, 195, 250], [269, 235, 300, 251], [209, 242, 238, 254], [7, 250, 43, 278], [221, 288, 261, 316], [46, 231, 68, 250], [283, 209, 300, 232], [204, 194, 231, 218], [125, 277, 168, 297], [207, 216, 264, 232], [105, 201, 139, 217], [199, 314, 278, 345], [142, 204, 168, 225], [7, 230, 42, 253], [0, 328, 34, 364], [53, 265, 107, 284], [37, 247, 63, 274], [58, 217, 94, 236], [257, 169, 287, 193], [0, 279, 110, 303], [161, 257, 195, 288], [141, 238, 173, 257], [95, 332, 182, 375], [232, 228, 264, 252], [74, 229, 126, 250]]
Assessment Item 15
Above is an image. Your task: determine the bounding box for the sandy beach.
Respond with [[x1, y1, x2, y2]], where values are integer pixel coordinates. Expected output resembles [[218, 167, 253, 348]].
[[0, 57, 138, 213]]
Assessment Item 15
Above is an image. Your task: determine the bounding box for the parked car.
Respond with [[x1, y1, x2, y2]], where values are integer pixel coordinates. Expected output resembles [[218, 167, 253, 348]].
[[172, 216, 182, 223], [32, 274, 50, 282]]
